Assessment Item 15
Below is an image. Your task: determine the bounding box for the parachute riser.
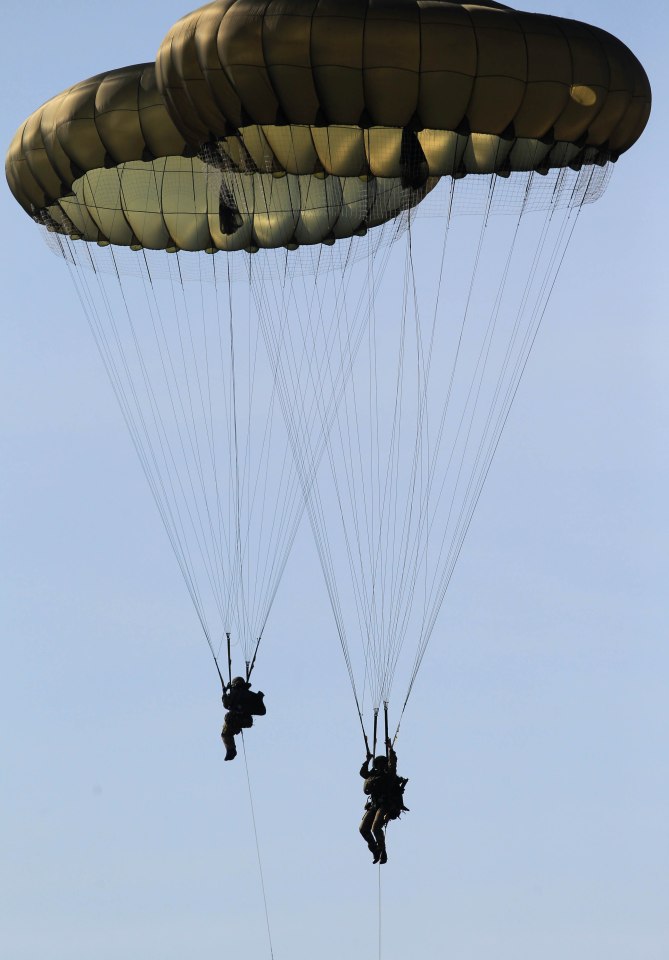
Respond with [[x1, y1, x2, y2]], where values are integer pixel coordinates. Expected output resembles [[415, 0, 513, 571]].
[[217, 633, 263, 686], [212, 653, 226, 693], [362, 704, 393, 759], [246, 636, 262, 682]]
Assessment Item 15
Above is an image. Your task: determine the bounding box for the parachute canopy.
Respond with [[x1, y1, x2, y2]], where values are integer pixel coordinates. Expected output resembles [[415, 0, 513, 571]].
[[4, 1, 651, 722], [5, 63, 430, 252], [156, 0, 651, 177], [6, 0, 650, 250]]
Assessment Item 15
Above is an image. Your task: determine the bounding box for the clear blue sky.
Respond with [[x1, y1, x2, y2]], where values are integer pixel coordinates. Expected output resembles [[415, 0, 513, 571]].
[[1, 3, 667, 959]]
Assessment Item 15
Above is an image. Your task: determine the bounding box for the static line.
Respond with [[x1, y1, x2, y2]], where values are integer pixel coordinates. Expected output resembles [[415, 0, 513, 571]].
[[241, 734, 275, 960]]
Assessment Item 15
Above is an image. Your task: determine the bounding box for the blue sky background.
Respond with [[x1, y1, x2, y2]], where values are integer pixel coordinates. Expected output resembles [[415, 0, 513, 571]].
[[1, 2, 667, 958]]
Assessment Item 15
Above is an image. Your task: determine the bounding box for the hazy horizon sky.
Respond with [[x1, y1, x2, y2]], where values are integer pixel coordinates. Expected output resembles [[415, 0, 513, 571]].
[[2, 3, 668, 959]]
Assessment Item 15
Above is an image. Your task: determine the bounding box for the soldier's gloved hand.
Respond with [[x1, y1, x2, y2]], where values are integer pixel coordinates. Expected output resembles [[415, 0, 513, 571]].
[[258, 691, 264, 697]]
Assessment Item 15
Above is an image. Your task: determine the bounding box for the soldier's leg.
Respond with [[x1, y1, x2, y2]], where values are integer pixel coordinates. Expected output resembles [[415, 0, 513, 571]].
[[372, 810, 388, 863], [359, 808, 380, 860], [221, 714, 238, 761]]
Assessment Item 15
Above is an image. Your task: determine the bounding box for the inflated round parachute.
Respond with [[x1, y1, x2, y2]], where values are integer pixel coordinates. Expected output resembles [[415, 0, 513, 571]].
[[5, 0, 651, 248], [4, 1, 652, 742], [3, 31, 437, 676], [5, 62, 433, 251], [156, 0, 651, 178]]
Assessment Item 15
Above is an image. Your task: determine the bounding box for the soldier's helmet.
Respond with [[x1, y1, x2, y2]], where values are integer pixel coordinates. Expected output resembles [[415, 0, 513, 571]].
[[231, 676, 248, 689], [373, 756, 388, 771]]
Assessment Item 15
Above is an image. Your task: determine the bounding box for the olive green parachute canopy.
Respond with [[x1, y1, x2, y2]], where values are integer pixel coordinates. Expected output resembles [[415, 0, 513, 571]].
[[1, 0, 653, 730], [156, 0, 651, 177], [5, 0, 651, 249], [5, 63, 433, 251]]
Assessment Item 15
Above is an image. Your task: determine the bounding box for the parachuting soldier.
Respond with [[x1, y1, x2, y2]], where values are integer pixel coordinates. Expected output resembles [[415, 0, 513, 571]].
[[221, 677, 266, 761], [359, 739, 408, 864]]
